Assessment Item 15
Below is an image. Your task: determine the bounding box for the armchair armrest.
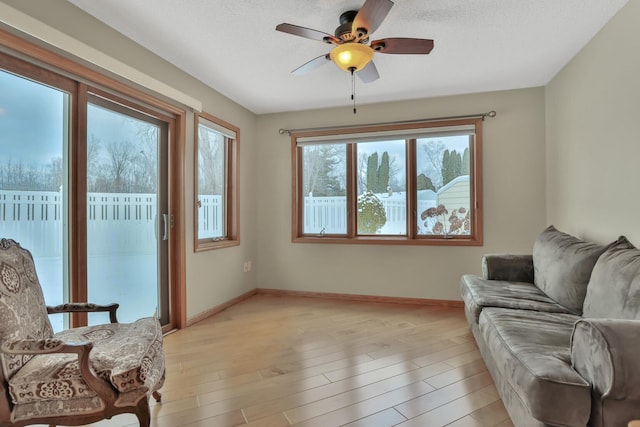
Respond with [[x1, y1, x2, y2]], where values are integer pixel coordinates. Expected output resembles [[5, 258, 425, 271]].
[[482, 254, 534, 282], [1, 338, 116, 402], [571, 319, 640, 400], [47, 302, 119, 323]]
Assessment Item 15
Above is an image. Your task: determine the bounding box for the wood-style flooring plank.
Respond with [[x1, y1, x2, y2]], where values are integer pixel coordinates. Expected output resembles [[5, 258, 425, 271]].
[[395, 385, 501, 427], [394, 371, 496, 419], [78, 294, 513, 427], [469, 400, 511, 426], [342, 408, 407, 427], [289, 379, 434, 426], [283, 361, 446, 424], [445, 415, 487, 427], [244, 360, 425, 422], [425, 358, 489, 389]]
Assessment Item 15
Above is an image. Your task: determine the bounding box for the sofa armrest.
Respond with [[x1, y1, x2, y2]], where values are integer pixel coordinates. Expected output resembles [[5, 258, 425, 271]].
[[481, 254, 534, 282], [571, 319, 640, 400]]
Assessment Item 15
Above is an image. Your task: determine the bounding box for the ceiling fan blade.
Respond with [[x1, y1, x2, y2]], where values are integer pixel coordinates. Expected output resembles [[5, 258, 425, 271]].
[[357, 61, 380, 83], [292, 54, 331, 75], [276, 23, 340, 44], [352, 0, 394, 36], [371, 38, 434, 54]]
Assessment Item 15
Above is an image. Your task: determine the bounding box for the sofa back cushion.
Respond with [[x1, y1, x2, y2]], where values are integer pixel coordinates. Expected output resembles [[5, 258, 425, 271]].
[[582, 237, 640, 319], [533, 226, 609, 314]]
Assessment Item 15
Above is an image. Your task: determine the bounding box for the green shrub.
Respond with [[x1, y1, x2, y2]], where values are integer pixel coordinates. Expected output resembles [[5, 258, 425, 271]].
[[357, 192, 387, 234]]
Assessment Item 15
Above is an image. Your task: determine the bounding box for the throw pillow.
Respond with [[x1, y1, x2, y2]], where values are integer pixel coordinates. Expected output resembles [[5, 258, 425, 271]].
[[582, 236, 640, 319], [533, 226, 609, 314]]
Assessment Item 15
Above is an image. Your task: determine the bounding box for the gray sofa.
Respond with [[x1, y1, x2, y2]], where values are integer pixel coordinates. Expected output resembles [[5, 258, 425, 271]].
[[460, 226, 640, 427]]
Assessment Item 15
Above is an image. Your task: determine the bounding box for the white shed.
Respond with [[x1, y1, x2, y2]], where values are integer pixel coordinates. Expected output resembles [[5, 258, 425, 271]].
[[437, 175, 470, 213]]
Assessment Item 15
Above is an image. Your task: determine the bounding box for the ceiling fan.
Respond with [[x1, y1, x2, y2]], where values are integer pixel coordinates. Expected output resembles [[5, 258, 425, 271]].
[[275, 0, 434, 83]]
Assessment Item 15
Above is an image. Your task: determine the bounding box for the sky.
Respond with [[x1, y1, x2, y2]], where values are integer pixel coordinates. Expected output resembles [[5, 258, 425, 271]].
[[355, 136, 470, 187], [357, 136, 469, 161], [0, 69, 66, 166], [0, 69, 152, 168]]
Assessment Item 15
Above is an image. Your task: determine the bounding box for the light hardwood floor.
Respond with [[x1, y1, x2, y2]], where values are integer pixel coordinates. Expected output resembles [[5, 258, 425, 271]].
[[74, 294, 513, 427]]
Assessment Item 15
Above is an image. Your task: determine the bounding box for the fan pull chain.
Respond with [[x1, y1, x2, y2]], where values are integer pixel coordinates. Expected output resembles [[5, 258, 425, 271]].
[[350, 68, 357, 114]]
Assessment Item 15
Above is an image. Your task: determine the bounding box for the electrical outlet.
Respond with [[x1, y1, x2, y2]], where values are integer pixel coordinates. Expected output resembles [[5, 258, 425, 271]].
[[247, 261, 252, 272]]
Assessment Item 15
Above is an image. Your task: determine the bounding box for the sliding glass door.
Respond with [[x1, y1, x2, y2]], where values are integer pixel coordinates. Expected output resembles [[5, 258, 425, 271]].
[[0, 67, 72, 332], [1, 52, 176, 330], [86, 96, 169, 325]]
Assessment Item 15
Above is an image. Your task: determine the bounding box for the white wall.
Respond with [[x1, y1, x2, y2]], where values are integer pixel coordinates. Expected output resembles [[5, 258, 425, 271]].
[[0, 0, 259, 320], [546, 0, 640, 245], [255, 88, 547, 301]]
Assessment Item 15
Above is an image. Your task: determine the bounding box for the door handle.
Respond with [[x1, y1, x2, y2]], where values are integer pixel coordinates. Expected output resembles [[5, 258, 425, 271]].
[[162, 213, 169, 241]]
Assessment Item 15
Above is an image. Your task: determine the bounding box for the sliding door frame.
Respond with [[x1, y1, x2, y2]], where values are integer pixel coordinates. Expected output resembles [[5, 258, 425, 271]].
[[0, 28, 186, 331]]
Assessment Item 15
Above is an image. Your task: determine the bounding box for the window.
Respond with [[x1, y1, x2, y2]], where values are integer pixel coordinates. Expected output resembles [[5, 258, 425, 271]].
[[292, 118, 483, 245], [195, 113, 239, 251]]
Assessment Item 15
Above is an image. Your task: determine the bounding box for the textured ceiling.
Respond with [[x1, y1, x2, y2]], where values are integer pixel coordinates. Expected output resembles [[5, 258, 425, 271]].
[[66, 0, 628, 115]]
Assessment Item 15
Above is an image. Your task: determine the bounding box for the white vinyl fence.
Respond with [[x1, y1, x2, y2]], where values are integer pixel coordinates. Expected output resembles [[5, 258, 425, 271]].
[[2, 190, 462, 244], [303, 195, 437, 235], [87, 193, 157, 255], [1, 190, 225, 256], [197, 195, 224, 239], [0, 190, 182, 329], [1, 190, 65, 256]]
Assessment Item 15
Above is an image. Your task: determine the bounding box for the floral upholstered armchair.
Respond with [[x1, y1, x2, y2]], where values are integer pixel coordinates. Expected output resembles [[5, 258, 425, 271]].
[[0, 238, 165, 427]]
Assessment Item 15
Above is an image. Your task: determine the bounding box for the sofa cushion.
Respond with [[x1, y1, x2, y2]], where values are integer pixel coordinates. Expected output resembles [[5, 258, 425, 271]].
[[8, 317, 165, 405], [479, 307, 590, 426], [460, 274, 574, 324], [482, 254, 534, 282], [582, 237, 640, 319], [533, 225, 609, 314]]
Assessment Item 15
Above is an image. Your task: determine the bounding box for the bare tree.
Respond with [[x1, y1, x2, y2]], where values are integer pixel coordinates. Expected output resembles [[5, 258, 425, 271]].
[[302, 144, 344, 197], [133, 124, 158, 193], [106, 140, 136, 192], [419, 139, 446, 190], [387, 153, 404, 192], [47, 157, 63, 190], [198, 129, 224, 195], [0, 160, 25, 190], [357, 151, 369, 194], [0, 158, 60, 191], [87, 126, 159, 193], [86, 134, 103, 191]]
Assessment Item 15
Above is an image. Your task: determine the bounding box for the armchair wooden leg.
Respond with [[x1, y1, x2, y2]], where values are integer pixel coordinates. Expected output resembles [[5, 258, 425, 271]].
[[135, 397, 151, 427], [152, 390, 162, 402]]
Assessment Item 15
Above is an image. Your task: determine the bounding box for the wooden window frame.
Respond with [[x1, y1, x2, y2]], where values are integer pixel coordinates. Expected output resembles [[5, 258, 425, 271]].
[[291, 118, 483, 246], [194, 112, 240, 251]]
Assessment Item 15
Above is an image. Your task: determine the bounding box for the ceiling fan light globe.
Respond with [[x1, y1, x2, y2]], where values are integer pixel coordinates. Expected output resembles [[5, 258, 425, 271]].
[[330, 43, 374, 72]]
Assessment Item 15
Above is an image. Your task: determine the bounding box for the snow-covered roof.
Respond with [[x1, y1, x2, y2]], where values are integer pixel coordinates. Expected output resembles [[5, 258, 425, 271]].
[[417, 189, 437, 200], [438, 175, 469, 194]]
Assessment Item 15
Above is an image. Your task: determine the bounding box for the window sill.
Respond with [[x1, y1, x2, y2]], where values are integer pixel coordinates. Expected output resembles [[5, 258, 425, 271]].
[[292, 235, 482, 246], [194, 239, 240, 252]]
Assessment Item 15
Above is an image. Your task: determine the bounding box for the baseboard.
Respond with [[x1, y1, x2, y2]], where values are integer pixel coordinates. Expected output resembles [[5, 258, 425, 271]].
[[186, 288, 258, 326], [186, 288, 463, 326], [255, 288, 464, 308]]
